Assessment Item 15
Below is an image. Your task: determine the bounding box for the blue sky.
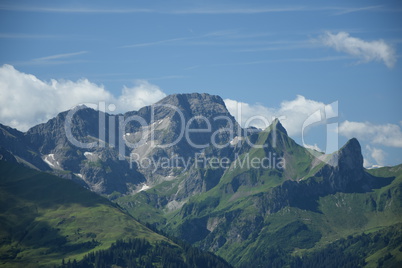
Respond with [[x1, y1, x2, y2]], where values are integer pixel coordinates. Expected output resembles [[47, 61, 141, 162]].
[[0, 0, 401, 166]]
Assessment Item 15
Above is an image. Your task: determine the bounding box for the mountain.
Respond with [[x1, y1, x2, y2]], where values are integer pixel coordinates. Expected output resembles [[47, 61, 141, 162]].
[[123, 93, 241, 185], [0, 123, 50, 171], [162, 131, 402, 266], [114, 105, 402, 267], [0, 92, 401, 267], [25, 106, 147, 194], [0, 157, 231, 267], [0, 93, 241, 195]]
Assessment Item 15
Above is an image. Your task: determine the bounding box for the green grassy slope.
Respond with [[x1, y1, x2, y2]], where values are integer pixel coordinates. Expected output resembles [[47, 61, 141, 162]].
[[232, 186, 402, 267], [112, 123, 402, 267], [115, 122, 316, 229], [171, 124, 314, 219], [161, 150, 402, 266], [0, 160, 171, 267], [162, 126, 316, 231]]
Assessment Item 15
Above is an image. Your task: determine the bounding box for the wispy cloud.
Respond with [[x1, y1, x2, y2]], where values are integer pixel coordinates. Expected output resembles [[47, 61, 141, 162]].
[[0, 33, 63, 39], [13, 51, 89, 66], [184, 65, 199, 71], [168, 6, 305, 15], [234, 40, 315, 52], [33, 51, 88, 61], [0, 4, 391, 15], [121, 37, 193, 48], [0, 5, 153, 14], [121, 29, 312, 51], [15, 60, 88, 67], [268, 56, 352, 63], [0, 5, 304, 14], [217, 32, 274, 40], [319, 31, 397, 68], [121, 30, 234, 48], [214, 56, 351, 67], [332, 5, 383, 15], [145, 75, 187, 81]]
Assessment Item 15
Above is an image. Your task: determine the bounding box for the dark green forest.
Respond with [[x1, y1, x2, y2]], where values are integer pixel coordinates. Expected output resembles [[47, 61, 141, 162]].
[[58, 238, 231, 268], [237, 223, 402, 268]]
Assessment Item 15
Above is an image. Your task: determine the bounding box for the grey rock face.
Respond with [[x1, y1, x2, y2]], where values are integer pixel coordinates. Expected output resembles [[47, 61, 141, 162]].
[[0, 93, 243, 196], [123, 93, 242, 185], [0, 123, 49, 170], [23, 107, 143, 194], [0, 93, 374, 207]]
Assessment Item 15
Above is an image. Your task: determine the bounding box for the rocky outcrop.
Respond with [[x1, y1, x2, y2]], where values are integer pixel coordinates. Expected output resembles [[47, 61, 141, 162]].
[[256, 138, 367, 214]]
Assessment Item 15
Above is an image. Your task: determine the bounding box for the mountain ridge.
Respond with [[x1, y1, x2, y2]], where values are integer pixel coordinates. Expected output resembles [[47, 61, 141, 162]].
[[0, 92, 401, 267]]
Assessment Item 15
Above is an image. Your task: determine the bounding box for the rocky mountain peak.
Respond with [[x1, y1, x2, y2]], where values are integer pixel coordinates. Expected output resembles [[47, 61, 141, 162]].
[[270, 118, 288, 136], [311, 137, 365, 193], [334, 137, 363, 170], [158, 92, 225, 105], [154, 93, 230, 118]]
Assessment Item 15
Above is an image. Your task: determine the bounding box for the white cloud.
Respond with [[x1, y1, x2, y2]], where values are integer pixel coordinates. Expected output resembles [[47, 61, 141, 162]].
[[304, 143, 322, 152], [0, 65, 333, 138], [371, 148, 386, 166], [366, 145, 387, 166], [363, 158, 372, 168], [0, 65, 166, 131], [320, 31, 396, 68], [118, 80, 166, 111], [339, 120, 402, 148], [224, 95, 331, 136], [224, 99, 274, 129]]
